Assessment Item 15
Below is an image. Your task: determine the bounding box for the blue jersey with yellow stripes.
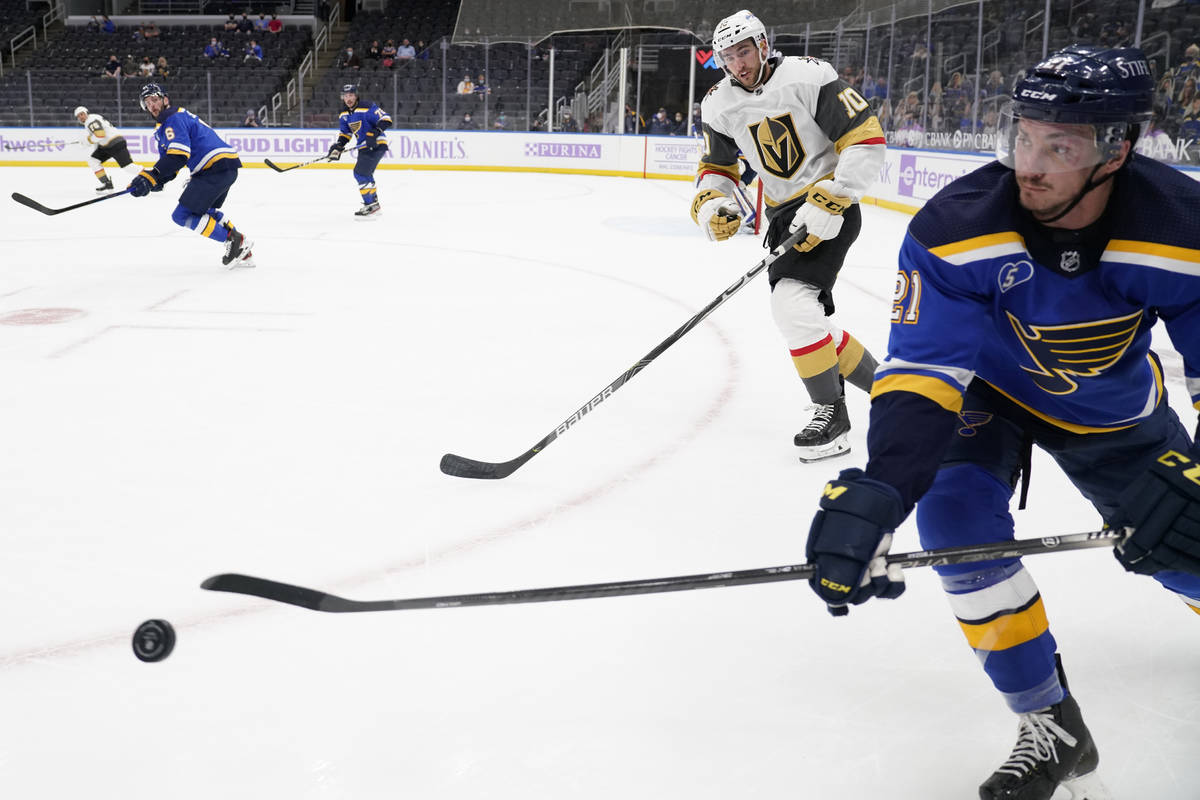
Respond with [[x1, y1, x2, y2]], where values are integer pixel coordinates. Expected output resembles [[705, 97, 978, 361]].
[[876, 157, 1200, 435], [152, 106, 241, 174], [337, 101, 391, 148]]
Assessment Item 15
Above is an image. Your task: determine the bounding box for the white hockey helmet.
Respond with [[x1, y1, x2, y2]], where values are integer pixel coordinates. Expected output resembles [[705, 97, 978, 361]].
[[73, 105, 88, 119], [712, 10, 770, 86]]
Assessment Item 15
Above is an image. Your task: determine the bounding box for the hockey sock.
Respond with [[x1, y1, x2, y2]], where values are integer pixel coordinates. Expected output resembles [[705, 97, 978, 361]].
[[799, 364, 843, 406], [790, 334, 842, 403], [836, 332, 878, 392], [172, 206, 230, 243], [355, 173, 378, 204]]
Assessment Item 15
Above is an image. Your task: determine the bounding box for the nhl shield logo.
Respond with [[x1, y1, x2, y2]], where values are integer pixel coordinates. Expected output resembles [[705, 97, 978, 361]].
[[1060, 250, 1081, 272], [748, 114, 806, 179]]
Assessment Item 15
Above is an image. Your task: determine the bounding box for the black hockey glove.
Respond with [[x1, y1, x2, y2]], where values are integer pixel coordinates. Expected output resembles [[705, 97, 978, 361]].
[[364, 129, 378, 147], [806, 468, 906, 616], [327, 142, 345, 161], [1114, 448, 1200, 577]]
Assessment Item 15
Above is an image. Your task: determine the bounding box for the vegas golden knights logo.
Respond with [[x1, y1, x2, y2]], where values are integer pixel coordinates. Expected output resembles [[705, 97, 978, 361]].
[[748, 114, 805, 179], [1006, 310, 1142, 395]]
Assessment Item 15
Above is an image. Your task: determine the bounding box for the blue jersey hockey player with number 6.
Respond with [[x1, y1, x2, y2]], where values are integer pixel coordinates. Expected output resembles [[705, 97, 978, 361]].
[[802, 46, 1200, 800], [128, 83, 255, 268]]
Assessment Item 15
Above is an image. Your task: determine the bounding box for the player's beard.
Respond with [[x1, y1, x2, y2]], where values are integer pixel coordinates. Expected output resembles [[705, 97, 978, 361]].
[[1016, 175, 1080, 222]]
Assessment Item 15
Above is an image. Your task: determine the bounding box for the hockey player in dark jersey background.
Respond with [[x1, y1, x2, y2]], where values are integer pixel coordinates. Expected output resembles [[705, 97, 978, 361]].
[[692, 10, 886, 463], [128, 83, 255, 268], [327, 84, 391, 219], [803, 46, 1200, 799]]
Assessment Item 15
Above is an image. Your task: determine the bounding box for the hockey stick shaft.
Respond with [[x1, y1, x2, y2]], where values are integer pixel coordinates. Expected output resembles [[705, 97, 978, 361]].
[[265, 144, 367, 172], [439, 225, 808, 480], [201, 528, 1128, 613], [10, 187, 133, 215]]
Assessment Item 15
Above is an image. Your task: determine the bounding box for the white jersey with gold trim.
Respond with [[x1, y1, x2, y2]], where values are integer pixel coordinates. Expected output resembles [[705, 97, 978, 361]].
[[697, 55, 885, 211], [79, 113, 124, 149]]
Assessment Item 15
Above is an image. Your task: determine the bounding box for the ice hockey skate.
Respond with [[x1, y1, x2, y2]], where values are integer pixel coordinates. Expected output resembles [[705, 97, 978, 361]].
[[793, 396, 850, 462], [95, 176, 113, 193], [979, 660, 1111, 800], [222, 229, 255, 269], [354, 201, 382, 219]]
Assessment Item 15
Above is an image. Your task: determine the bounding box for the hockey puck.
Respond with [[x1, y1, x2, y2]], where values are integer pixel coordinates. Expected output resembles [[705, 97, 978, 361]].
[[132, 619, 176, 662]]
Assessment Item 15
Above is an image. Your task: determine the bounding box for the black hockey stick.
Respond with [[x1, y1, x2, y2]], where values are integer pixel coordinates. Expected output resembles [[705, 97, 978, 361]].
[[201, 528, 1128, 613], [10, 187, 133, 216], [439, 225, 809, 480], [264, 144, 366, 172]]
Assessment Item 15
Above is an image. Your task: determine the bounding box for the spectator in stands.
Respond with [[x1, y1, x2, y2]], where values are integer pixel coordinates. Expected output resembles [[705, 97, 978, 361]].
[[982, 69, 1006, 100], [101, 16, 115, 34], [457, 112, 476, 130], [456, 74, 474, 94], [268, 14, 283, 35], [397, 39, 416, 61], [1181, 96, 1200, 136], [473, 73, 490, 97], [242, 108, 261, 128], [141, 21, 160, 39], [139, 56, 155, 77], [156, 56, 170, 78], [255, 13, 270, 33], [416, 40, 430, 60], [624, 104, 642, 132], [560, 110, 578, 132], [121, 53, 139, 79], [647, 107, 673, 135], [205, 38, 230, 59], [672, 111, 687, 135], [494, 111, 507, 130], [366, 40, 382, 61], [863, 75, 888, 102], [1177, 44, 1200, 82], [340, 46, 361, 70], [381, 39, 397, 67], [223, 14, 238, 33], [244, 39, 263, 64], [102, 54, 121, 78], [87, 15, 100, 32], [237, 13, 254, 35], [1178, 77, 1197, 114], [690, 101, 701, 135], [895, 110, 924, 147]]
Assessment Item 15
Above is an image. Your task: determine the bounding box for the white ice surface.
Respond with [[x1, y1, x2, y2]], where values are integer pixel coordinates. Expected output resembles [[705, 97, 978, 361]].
[[0, 165, 1197, 799]]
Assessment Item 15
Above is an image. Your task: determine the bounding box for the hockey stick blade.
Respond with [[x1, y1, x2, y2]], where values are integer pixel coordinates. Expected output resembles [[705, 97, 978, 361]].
[[438, 227, 808, 480], [11, 187, 133, 215], [201, 528, 1129, 614], [263, 158, 303, 172]]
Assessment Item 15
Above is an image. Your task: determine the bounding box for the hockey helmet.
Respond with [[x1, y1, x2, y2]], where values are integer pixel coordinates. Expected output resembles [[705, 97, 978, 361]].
[[712, 10, 770, 86], [997, 46, 1154, 171], [341, 83, 358, 95], [139, 82, 167, 111], [73, 106, 88, 120]]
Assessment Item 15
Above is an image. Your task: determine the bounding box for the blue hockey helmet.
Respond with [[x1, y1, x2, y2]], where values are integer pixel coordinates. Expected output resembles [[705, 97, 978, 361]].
[[139, 82, 167, 111], [340, 83, 358, 95], [998, 46, 1154, 169]]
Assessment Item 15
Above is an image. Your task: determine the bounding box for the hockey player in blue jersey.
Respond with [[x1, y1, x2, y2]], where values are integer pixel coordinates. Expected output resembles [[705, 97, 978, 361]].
[[802, 46, 1200, 799], [327, 84, 391, 219], [127, 84, 254, 267]]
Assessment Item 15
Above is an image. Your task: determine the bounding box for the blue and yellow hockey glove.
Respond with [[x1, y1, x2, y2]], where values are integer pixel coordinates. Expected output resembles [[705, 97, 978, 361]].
[[806, 468, 907, 616], [1115, 448, 1200, 577]]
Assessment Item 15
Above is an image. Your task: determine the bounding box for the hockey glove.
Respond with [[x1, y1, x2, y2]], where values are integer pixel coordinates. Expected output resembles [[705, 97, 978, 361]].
[[327, 142, 345, 161], [364, 129, 379, 148], [806, 468, 906, 616], [788, 180, 853, 253], [1114, 448, 1200, 577], [128, 170, 161, 198], [691, 189, 742, 242]]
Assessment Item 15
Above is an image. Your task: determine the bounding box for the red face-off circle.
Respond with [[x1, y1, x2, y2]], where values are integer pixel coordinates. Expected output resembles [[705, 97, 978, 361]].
[[0, 308, 85, 325]]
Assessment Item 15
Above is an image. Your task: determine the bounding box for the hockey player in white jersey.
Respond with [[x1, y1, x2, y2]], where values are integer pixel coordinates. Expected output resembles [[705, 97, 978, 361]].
[[692, 10, 885, 462], [73, 106, 138, 192]]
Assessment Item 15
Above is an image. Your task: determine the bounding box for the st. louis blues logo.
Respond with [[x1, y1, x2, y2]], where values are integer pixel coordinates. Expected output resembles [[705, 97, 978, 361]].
[[998, 260, 1034, 293], [1006, 310, 1143, 395], [349, 120, 363, 135], [956, 411, 994, 437]]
